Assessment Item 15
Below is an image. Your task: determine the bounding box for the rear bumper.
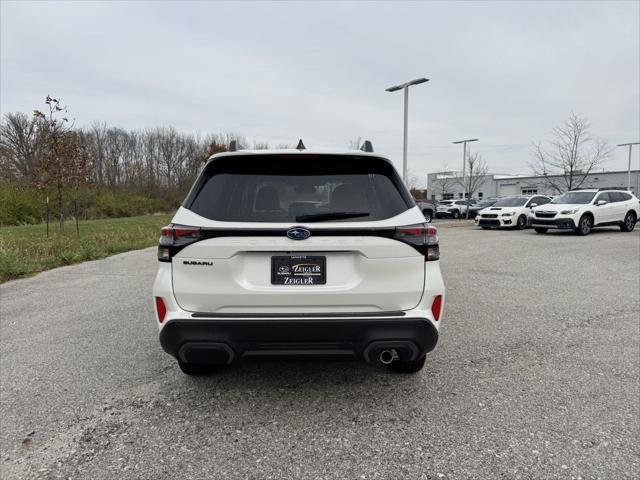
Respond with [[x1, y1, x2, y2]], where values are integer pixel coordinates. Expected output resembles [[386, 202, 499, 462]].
[[529, 217, 576, 229], [159, 317, 439, 365]]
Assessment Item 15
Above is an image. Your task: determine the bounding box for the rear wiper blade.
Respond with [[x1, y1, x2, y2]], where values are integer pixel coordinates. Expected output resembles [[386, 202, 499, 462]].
[[295, 211, 370, 222]]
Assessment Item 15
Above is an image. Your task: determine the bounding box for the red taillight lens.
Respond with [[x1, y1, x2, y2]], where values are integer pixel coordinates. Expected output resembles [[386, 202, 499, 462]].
[[431, 295, 442, 321], [158, 225, 202, 262], [155, 297, 167, 323], [160, 225, 200, 242], [394, 224, 439, 260]]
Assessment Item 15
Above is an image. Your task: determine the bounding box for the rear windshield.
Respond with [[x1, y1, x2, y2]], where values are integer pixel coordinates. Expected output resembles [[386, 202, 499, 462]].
[[185, 154, 413, 222]]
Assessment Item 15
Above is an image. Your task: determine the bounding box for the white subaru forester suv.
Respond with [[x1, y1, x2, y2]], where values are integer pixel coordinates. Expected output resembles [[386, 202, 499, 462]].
[[152, 145, 445, 375], [530, 188, 639, 235]]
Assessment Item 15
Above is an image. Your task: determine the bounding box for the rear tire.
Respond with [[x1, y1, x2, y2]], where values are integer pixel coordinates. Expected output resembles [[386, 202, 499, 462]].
[[620, 212, 636, 232], [422, 210, 433, 223], [389, 355, 426, 374], [178, 360, 219, 376], [534, 227, 548, 234], [516, 215, 527, 230], [575, 214, 593, 236]]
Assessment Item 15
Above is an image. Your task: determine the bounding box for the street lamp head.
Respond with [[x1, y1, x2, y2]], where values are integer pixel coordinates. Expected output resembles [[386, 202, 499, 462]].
[[617, 142, 640, 147], [452, 138, 478, 144], [385, 78, 429, 92], [408, 78, 429, 86]]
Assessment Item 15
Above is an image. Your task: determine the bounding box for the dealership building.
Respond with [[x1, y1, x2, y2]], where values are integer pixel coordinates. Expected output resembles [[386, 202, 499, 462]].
[[426, 169, 640, 201]]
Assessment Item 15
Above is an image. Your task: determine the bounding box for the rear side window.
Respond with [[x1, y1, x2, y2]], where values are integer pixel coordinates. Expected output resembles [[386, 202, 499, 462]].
[[609, 192, 630, 202], [185, 154, 413, 222]]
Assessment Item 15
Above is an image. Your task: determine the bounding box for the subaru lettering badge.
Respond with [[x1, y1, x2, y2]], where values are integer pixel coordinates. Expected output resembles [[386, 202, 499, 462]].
[[287, 227, 311, 240]]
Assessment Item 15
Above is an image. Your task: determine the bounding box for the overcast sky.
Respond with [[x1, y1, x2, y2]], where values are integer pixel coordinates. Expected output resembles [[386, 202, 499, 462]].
[[1, 1, 638, 185]]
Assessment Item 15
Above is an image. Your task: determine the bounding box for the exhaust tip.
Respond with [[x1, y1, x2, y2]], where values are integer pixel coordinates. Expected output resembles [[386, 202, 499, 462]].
[[379, 349, 399, 365]]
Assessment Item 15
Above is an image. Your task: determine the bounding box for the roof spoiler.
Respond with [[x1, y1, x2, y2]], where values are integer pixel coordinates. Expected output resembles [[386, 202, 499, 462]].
[[360, 140, 374, 152]]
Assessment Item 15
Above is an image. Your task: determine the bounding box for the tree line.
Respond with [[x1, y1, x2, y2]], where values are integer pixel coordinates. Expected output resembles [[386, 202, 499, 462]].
[[0, 96, 279, 229], [0, 98, 265, 192]]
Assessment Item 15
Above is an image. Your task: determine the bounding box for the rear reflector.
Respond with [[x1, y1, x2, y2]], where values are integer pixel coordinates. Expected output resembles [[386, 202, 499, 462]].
[[155, 297, 167, 323], [431, 295, 443, 321]]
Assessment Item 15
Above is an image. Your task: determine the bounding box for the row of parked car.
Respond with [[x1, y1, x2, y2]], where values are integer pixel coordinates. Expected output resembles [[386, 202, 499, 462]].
[[418, 188, 639, 236]]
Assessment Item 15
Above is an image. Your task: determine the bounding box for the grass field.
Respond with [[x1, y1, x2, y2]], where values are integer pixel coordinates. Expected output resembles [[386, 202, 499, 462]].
[[0, 214, 172, 283]]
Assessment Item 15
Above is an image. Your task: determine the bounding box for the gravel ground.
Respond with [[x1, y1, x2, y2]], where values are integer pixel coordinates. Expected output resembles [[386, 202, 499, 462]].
[[1, 226, 638, 479]]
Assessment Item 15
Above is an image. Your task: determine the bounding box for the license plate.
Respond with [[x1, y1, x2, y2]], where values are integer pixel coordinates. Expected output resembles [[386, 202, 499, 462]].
[[271, 255, 326, 285]]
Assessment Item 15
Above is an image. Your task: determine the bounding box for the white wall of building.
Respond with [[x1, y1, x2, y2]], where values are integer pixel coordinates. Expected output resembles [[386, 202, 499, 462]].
[[426, 170, 640, 201]]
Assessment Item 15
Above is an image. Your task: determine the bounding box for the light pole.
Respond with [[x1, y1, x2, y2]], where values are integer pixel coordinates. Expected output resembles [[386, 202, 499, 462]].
[[386, 78, 429, 183], [452, 138, 478, 200], [616, 142, 640, 191]]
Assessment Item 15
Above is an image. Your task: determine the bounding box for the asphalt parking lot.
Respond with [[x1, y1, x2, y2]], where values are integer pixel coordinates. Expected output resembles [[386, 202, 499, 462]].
[[1, 226, 638, 479]]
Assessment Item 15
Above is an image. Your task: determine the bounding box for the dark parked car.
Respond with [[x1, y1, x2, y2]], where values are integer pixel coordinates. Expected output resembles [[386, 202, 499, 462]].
[[415, 200, 437, 222], [468, 199, 499, 218]]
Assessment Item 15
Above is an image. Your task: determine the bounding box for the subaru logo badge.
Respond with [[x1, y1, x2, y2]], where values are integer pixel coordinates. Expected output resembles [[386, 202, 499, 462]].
[[287, 227, 311, 240]]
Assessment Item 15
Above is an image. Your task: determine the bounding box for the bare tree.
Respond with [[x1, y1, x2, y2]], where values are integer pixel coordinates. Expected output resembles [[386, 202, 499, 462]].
[[405, 168, 422, 191], [431, 166, 457, 200], [348, 136, 362, 150], [530, 112, 612, 193], [85, 121, 108, 184], [456, 152, 489, 218], [34, 96, 92, 233], [0, 112, 44, 182], [67, 131, 93, 234]]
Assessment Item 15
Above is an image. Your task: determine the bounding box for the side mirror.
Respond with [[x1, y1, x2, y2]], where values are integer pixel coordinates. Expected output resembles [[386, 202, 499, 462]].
[[596, 200, 607, 206], [529, 203, 538, 208]]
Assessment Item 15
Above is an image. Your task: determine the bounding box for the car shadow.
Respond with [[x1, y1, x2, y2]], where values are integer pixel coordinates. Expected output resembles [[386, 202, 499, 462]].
[[529, 226, 629, 236], [169, 357, 440, 403]]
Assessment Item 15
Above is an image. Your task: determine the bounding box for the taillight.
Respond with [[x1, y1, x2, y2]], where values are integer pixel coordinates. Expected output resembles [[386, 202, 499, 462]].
[[431, 295, 443, 321], [158, 225, 202, 262], [155, 297, 167, 323], [394, 223, 440, 261]]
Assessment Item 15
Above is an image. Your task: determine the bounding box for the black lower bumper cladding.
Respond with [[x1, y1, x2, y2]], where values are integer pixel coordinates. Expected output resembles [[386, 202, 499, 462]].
[[478, 219, 500, 227], [530, 218, 576, 229], [159, 317, 439, 365]]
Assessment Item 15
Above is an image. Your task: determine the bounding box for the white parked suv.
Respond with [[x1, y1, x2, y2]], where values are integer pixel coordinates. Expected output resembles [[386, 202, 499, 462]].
[[476, 195, 552, 229], [435, 200, 472, 219], [530, 188, 639, 235], [152, 144, 445, 375]]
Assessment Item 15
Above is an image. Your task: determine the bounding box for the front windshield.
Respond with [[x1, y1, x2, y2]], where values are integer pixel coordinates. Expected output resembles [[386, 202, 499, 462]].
[[551, 192, 596, 205], [439, 201, 452, 205], [493, 197, 527, 207]]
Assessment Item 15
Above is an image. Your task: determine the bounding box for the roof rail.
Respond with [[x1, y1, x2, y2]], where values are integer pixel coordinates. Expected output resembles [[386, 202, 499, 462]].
[[228, 140, 238, 152], [360, 140, 374, 152], [598, 187, 630, 191]]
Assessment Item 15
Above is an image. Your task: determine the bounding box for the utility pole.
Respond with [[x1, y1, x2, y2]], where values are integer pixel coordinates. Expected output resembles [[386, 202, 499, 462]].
[[616, 142, 639, 191], [452, 138, 478, 200], [386, 78, 429, 183]]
